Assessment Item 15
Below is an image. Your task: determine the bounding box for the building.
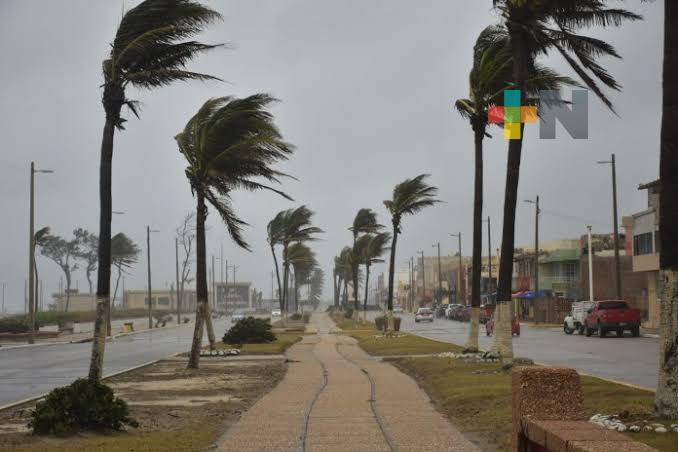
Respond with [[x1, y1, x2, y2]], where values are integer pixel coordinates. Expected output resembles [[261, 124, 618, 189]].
[[625, 179, 661, 329], [124, 289, 197, 312], [52, 291, 96, 312], [215, 282, 252, 312]]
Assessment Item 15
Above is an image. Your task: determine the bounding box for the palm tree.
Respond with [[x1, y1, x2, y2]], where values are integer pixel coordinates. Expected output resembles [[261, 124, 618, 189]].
[[490, 0, 641, 362], [656, 0, 678, 418], [350, 209, 383, 311], [337, 246, 353, 307], [110, 233, 140, 336], [176, 95, 294, 369], [88, 0, 222, 382], [267, 211, 286, 313], [33, 227, 51, 314], [356, 232, 391, 320], [287, 243, 317, 312], [455, 25, 577, 353], [277, 206, 323, 316], [384, 175, 440, 330]]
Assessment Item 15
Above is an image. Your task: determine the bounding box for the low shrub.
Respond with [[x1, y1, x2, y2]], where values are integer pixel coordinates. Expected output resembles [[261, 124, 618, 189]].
[[29, 378, 137, 435], [290, 313, 303, 321], [374, 316, 401, 332], [344, 308, 354, 319], [0, 318, 32, 333], [223, 316, 275, 344], [302, 312, 311, 324]]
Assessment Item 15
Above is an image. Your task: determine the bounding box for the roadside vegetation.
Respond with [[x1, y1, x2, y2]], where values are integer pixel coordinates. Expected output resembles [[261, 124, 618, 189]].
[[391, 357, 675, 452], [0, 310, 182, 333]]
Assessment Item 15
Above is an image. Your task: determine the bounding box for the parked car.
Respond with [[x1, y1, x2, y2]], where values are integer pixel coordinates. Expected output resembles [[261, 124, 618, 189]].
[[393, 306, 404, 314], [479, 304, 495, 324], [271, 309, 281, 319], [457, 306, 471, 322], [563, 301, 595, 335], [486, 315, 520, 337], [583, 300, 641, 338], [435, 306, 447, 318], [415, 307, 434, 323], [231, 312, 246, 322], [445, 304, 459, 319]]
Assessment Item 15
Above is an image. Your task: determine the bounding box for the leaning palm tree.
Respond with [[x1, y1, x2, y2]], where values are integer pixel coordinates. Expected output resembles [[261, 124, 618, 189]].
[[89, 0, 222, 382], [455, 25, 577, 353], [349, 209, 383, 311], [384, 175, 440, 330], [177, 94, 294, 369], [110, 233, 140, 336], [337, 246, 353, 307], [277, 206, 323, 316], [287, 243, 317, 313], [267, 211, 286, 312], [490, 0, 641, 363], [356, 232, 391, 320], [656, 0, 678, 418]]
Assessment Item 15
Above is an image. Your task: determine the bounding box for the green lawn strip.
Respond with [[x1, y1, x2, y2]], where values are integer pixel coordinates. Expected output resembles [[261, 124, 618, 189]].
[[215, 333, 301, 354], [389, 356, 675, 452], [1, 424, 218, 452], [347, 329, 462, 356], [329, 313, 376, 332]]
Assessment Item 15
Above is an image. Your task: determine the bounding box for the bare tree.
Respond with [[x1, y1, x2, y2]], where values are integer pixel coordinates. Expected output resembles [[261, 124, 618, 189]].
[[41, 231, 83, 312], [74, 228, 98, 295], [177, 212, 195, 314]]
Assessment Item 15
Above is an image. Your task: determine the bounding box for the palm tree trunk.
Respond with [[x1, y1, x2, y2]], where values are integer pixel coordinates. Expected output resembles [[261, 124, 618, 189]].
[[188, 191, 209, 369], [109, 267, 123, 337], [343, 279, 348, 306], [363, 263, 370, 322], [352, 237, 360, 311], [466, 126, 485, 353], [655, 0, 678, 418], [88, 116, 116, 382], [294, 272, 299, 314], [271, 244, 283, 312], [386, 220, 399, 331], [204, 300, 216, 349], [333, 270, 339, 308]]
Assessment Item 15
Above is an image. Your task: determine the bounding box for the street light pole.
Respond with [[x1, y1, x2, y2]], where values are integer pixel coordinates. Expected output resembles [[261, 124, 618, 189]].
[[418, 251, 425, 306], [597, 154, 622, 299], [175, 237, 181, 324], [28, 162, 53, 344], [450, 233, 463, 304], [146, 226, 159, 329], [525, 196, 540, 297], [432, 243, 442, 304], [587, 225, 595, 302]]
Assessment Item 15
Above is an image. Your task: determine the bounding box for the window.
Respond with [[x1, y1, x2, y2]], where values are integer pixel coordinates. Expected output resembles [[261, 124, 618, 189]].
[[563, 263, 577, 280], [158, 297, 170, 306], [633, 232, 653, 255], [144, 297, 155, 306]]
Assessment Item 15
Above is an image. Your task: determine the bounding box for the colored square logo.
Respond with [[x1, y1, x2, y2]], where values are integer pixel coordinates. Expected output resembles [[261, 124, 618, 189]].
[[488, 106, 504, 124], [521, 106, 538, 124], [486, 90, 537, 140], [505, 90, 521, 107], [504, 106, 521, 124], [504, 122, 521, 140]]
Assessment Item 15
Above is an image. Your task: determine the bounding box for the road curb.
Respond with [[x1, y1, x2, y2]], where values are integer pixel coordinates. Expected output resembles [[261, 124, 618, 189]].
[[533, 360, 655, 392]]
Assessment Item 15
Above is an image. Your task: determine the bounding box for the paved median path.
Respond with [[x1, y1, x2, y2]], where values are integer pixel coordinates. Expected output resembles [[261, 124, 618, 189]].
[[219, 313, 478, 452]]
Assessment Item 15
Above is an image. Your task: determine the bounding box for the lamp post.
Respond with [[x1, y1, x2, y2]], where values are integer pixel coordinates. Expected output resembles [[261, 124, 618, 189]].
[[175, 237, 181, 324], [418, 251, 425, 305], [146, 226, 159, 329], [587, 226, 595, 302], [450, 233, 463, 304], [28, 162, 53, 344], [524, 196, 540, 297], [432, 243, 442, 304], [597, 154, 622, 299]]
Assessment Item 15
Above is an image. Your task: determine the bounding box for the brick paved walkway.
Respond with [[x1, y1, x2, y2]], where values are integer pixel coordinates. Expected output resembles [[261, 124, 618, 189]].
[[218, 313, 478, 452]]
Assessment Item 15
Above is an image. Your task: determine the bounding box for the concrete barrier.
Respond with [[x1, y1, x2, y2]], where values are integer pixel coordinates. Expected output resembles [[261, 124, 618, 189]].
[[512, 366, 658, 452]]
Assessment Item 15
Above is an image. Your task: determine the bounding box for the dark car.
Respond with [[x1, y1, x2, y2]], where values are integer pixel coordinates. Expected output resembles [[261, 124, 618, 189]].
[[485, 315, 520, 337]]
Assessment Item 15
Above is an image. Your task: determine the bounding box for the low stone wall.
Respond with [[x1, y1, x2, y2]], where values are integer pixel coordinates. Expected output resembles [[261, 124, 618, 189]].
[[512, 366, 658, 452]]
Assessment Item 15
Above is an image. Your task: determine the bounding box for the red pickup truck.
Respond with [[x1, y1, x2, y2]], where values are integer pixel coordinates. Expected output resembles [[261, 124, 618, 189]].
[[584, 300, 641, 338]]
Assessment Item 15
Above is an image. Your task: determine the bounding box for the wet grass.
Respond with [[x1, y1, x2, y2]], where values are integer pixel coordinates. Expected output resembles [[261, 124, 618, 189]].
[[346, 329, 463, 356], [390, 356, 676, 452]]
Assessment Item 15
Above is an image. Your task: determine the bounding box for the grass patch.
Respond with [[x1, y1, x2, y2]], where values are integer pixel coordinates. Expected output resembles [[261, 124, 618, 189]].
[[218, 333, 301, 354], [347, 330, 462, 356], [329, 313, 376, 331], [390, 357, 675, 452], [1, 424, 218, 452]]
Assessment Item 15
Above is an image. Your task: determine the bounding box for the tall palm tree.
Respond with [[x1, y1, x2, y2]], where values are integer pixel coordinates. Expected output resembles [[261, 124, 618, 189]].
[[33, 227, 51, 315], [490, 0, 641, 362], [384, 175, 440, 330], [267, 211, 286, 312], [656, 0, 678, 418], [287, 243, 317, 312], [89, 0, 222, 382], [455, 25, 576, 353], [337, 246, 353, 307], [277, 206, 323, 315], [350, 209, 383, 311], [356, 232, 391, 319], [176, 94, 294, 369]]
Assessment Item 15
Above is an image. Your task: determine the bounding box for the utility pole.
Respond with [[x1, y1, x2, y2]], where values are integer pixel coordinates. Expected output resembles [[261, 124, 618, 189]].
[[525, 196, 540, 297], [484, 217, 493, 296], [2, 283, 5, 314], [597, 154, 622, 299], [146, 226, 159, 329], [432, 243, 442, 304], [211, 254, 216, 313], [587, 226, 595, 302], [418, 251, 425, 305], [450, 233, 463, 304], [175, 237, 181, 324], [28, 162, 53, 343]]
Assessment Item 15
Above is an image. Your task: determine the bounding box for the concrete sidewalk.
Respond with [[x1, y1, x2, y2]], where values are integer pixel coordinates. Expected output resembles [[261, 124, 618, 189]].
[[218, 313, 478, 452]]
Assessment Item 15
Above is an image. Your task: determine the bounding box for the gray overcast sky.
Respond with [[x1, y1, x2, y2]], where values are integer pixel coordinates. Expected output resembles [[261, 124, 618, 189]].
[[0, 1, 663, 312]]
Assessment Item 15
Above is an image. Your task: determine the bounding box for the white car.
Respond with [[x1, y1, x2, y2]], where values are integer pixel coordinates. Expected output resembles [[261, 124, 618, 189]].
[[231, 313, 246, 322], [393, 306, 404, 314], [271, 309, 282, 318], [415, 307, 434, 323]]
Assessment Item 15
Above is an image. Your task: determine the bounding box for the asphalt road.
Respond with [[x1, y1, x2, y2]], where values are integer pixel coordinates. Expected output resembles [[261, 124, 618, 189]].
[[375, 312, 659, 389], [0, 318, 233, 407]]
